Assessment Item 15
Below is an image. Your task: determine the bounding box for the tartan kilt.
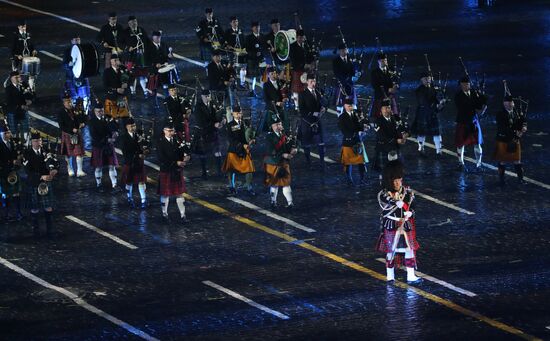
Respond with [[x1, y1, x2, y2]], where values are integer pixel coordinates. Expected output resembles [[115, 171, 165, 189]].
[[222, 152, 255, 174], [0, 175, 22, 197], [454, 123, 478, 147], [91, 146, 118, 168], [26, 182, 55, 210], [291, 70, 305, 93], [60, 131, 85, 157], [264, 162, 291, 187], [376, 220, 420, 253], [157, 171, 186, 196], [340, 146, 364, 165], [493, 141, 521, 162], [121, 161, 146, 184]]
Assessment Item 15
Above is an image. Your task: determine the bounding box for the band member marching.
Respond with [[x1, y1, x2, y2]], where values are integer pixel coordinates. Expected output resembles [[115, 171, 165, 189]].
[[373, 99, 407, 172], [5, 71, 33, 140], [264, 114, 298, 209], [207, 50, 233, 110], [119, 118, 148, 208], [222, 105, 256, 195], [289, 29, 315, 108], [493, 93, 528, 185], [58, 92, 86, 177], [164, 84, 192, 142], [122, 16, 150, 97], [11, 19, 38, 72], [23, 131, 59, 237], [97, 12, 124, 69], [195, 7, 224, 62], [338, 98, 369, 185], [157, 120, 190, 223], [103, 53, 131, 119], [0, 121, 23, 222], [375, 160, 421, 283], [333, 43, 357, 111], [263, 67, 290, 131], [88, 102, 119, 192], [454, 76, 486, 170], [245, 21, 264, 97], [298, 73, 326, 170], [371, 52, 396, 118], [145, 30, 175, 98], [263, 18, 283, 70], [411, 72, 445, 156], [224, 16, 247, 90]]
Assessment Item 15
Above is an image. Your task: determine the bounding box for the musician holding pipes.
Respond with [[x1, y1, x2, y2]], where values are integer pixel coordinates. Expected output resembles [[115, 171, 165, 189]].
[[119, 118, 148, 208], [164, 84, 192, 142], [338, 98, 369, 186], [11, 19, 38, 72], [157, 120, 190, 223], [454, 76, 486, 170], [58, 92, 86, 177], [298, 73, 326, 171], [207, 49, 232, 110], [263, 114, 297, 209], [263, 67, 290, 131], [0, 122, 23, 222], [411, 72, 444, 156], [122, 16, 150, 98], [373, 99, 406, 172], [103, 53, 131, 119], [493, 94, 528, 185], [97, 12, 124, 69], [195, 7, 224, 62], [370, 52, 396, 118], [88, 102, 119, 193], [375, 159, 421, 283], [333, 43, 356, 112], [289, 29, 314, 108], [245, 21, 265, 97], [5, 71, 32, 140]]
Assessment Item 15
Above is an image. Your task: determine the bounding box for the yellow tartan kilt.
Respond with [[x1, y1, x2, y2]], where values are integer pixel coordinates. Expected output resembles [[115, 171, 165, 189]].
[[264, 163, 291, 187], [222, 152, 255, 174], [493, 141, 521, 162], [104, 98, 130, 119], [340, 146, 364, 165]]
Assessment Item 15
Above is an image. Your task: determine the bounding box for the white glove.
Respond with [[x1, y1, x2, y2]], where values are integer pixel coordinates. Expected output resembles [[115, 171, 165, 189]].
[[396, 200, 404, 208], [404, 211, 413, 219]]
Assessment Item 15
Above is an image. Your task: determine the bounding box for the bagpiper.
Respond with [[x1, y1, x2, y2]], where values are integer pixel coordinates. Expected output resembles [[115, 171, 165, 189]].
[[58, 92, 86, 177], [5, 71, 32, 140], [164, 84, 192, 142], [375, 160, 421, 283], [289, 29, 314, 107], [333, 43, 357, 111], [493, 94, 528, 185], [88, 102, 119, 192], [119, 118, 148, 208], [338, 98, 369, 185], [262, 67, 289, 131], [23, 131, 59, 237], [373, 99, 406, 172], [371, 52, 396, 118], [221, 105, 256, 195], [263, 114, 297, 209], [157, 120, 190, 223], [298, 73, 326, 170], [0, 121, 23, 222]]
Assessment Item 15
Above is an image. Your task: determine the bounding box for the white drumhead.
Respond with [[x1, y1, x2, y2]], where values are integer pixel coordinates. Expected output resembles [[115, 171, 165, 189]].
[[22, 56, 40, 63], [71, 44, 83, 78], [158, 63, 176, 73]]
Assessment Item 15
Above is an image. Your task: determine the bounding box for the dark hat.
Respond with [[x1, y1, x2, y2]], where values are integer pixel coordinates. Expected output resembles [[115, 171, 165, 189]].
[[270, 113, 282, 125], [212, 49, 221, 56], [108, 12, 117, 18], [111, 53, 119, 59], [152, 30, 162, 37], [296, 29, 305, 36], [251, 21, 260, 27], [377, 51, 387, 60], [18, 19, 27, 26], [125, 117, 136, 125], [128, 15, 137, 22], [93, 101, 104, 109], [71, 32, 81, 39], [338, 43, 347, 50], [163, 119, 175, 129], [459, 75, 470, 83], [201, 89, 211, 96], [266, 66, 276, 73], [167, 84, 177, 90], [382, 159, 404, 189], [306, 73, 316, 80], [381, 98, 392, 107], [343, 97, 354, 105], [205, 7, 213, 13], [503, 95, 513, 102], [9, 70, 20, 77], [270, 18, 279, 24], [30, 131, 41, 140], [229, 15, 237, 21], [232, 105, 241, 112], [420, 71, 430, 78]]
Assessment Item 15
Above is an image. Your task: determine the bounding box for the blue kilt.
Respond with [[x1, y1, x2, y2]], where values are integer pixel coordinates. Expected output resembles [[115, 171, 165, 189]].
[[298, 118, 324, 147], [27, 182, 55, 210]]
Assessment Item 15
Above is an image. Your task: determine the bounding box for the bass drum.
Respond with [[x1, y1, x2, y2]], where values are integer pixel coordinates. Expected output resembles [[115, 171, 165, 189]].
[[274, 29, 297, 62], [71, 43, 100, 79]]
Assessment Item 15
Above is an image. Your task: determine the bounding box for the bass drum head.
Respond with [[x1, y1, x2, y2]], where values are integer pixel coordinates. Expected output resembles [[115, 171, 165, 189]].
[[71, 43, 99, 79], [274, 31, 290, 61]]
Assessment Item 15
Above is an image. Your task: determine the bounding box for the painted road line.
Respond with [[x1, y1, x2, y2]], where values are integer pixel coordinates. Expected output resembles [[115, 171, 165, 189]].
[[414, 190, 475, 215], [28, 111, 59, 128], [227, 197, 316, 233], [375, 258, 477, 297], [202, 280, 290, 320], [39, 50, 62, 61], [0, 256, 158, 341], [65, 215, 138, 250], [188, 194, 540, 340]]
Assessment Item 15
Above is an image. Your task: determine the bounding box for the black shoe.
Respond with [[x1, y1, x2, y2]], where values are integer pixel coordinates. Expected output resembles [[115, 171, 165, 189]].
[[140, 201, 149, 209], [285, 203, 294, 209], [270, 202, 278, 210], [161, 214, 171, 224], [248, 91, 256, 97], [407, 277, 423, 284], [201, 172, 208, 180], [111, 186, 122, 193], [96, 185, 105, 193], [456, 163, 468, 172], [246, 188, 256, 196], [228, 187, 237, 196], [127, 197, 135, 208], [418, 150, 427, 158], [180, 216, 189, 224]]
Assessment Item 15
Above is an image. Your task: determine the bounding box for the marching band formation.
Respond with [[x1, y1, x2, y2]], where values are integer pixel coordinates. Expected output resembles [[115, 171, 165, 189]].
[[1, 9, 531, 282]]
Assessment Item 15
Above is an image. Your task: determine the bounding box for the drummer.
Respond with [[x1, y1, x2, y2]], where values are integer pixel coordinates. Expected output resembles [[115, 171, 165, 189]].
[[62, 34, 91, 113], [224, 16, 247, 90], [145, 30, 175, 96], [11, 19, 38, 72]]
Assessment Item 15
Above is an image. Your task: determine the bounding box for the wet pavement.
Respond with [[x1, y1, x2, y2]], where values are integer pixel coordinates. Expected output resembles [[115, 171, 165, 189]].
[[1, 0, 550, 340]]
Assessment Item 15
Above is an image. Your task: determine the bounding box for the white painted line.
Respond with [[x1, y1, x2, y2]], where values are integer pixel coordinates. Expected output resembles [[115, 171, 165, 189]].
[[172, 53, 206, 67], [39, 50, 62, 61], [414, 190, 475, 215], [375, 258, 477, 297], [65, 215, 138, 250], [298, 148, 337, 164], [0, 0, 100, 31], [28, 110, 60, 128], [0, 256, 158, 340], [227, 197, 316, 233], [0, 34, 4, 38], [202, 280, 290, 320]]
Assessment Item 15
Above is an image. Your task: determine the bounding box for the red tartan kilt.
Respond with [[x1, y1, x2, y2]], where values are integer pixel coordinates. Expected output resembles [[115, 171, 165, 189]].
[[291, 70, 305, 93], [157, 171, 186, 196], [147, 74, 159, 92], [455, 123, 478, 147], [376, 220, 420, 253], [90, 147, 118, 168], [126, 62, 149, 77], [59, 132, 84, 157], [121, 162, 146, 184]]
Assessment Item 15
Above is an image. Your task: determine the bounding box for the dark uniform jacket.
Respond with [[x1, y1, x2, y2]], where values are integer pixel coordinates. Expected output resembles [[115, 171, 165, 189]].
[[338, 111, 362, 147], [88, 115, 111, 148], [103, 67, 123, 100], [371, 66, 393, 100], [454, 90, 483, 124], [23, 148, 49, 187], [5, 82, 27, 118], [58, 109, 85, 135], [263, 31, 283, 65], [298, 88, 323, 123], [0, 139, 18, 178], [145, 41, 170, 67], [96, 23, 124, 53], [245, 33, 264, 62], [226, 120, 247, 156], [196, 17, 224, 46], [119, 131, 141, 165], [289, 42, 312, 71], [157, 137, 180, 173], [495, 108, 527, 143], [11, 30, 35, 57], [263, 79, 284, 113], [164, 96, 190, 133], [122, 27, 149, 64], [332, 56, 355, 85], [193, 101, 223, 141], [207, 61, 229, 91], [376, 115, 401, 153], [224, 27, 245, 49]]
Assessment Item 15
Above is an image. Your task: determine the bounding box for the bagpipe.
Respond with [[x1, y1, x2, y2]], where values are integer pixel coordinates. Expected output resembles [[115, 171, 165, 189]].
[[135, 120, 153, 157], [424, 53, 450, 109], [458, 56, 489, 110], [3, 120, 26, 186], [503, 79, 529, 142], [38, 136, 60, 196]]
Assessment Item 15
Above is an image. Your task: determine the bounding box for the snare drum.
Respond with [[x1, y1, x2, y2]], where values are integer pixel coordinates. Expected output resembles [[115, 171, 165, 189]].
[[22, 57, 41, 76], [158, 63, 176, 74]]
